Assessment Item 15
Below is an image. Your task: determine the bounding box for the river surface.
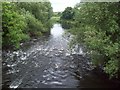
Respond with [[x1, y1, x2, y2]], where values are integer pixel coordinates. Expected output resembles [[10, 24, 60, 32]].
[[2, 24, 120, 88]]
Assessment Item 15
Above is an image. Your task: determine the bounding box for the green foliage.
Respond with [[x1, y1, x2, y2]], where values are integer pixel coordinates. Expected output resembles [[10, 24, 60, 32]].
[[2, 2, 53, 49], [24, 12, 45, 37], [17, 2, 53, 27], [53, 12, 61, 18], [2, 2, 29, 49], [60, 7, 76, 29], [104, 59, 119, 78], [51, 12, 61, 23], [61, 20, 75, 29], [61, 7, 75, 20], [68, 2, 120, 78]]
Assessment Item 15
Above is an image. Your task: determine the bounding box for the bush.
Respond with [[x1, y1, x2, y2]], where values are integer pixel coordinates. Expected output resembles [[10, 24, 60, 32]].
[[2, 2, 53, 49], [24, 12, 45, 37], [2, 2, 29, 49], [69, 2, 120, 78]]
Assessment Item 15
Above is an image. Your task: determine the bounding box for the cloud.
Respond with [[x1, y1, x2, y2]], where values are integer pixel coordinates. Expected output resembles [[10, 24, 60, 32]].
[[49, 0, 81, 12]]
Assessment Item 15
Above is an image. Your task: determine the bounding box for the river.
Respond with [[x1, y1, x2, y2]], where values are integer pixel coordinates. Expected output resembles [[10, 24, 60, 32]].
[[2, 23, 120, 88]]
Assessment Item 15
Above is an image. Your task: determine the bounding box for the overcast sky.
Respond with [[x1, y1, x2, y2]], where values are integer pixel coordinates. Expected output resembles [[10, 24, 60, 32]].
[[49, 0, 81, 12]]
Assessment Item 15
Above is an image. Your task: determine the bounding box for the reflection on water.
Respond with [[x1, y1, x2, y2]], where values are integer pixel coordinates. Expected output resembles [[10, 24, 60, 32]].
[[50, 24, 64, 37], [2, 23, 120, 88]]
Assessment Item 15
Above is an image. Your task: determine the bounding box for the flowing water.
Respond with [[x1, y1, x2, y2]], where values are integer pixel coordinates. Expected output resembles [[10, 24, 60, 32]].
[[2, 24, 120, 88]]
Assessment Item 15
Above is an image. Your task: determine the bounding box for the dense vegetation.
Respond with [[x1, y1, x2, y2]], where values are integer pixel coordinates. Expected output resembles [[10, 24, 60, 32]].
[[61, 2, 120, 79], [51, 12, 61, 23], [2, 1, 120, 79], [60, 7, 74, 20], [2, 2, 53, 49]]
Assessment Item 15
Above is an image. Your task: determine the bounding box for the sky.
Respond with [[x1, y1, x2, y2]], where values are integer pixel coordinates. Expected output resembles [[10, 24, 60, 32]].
[[49, 0, 81, 12]]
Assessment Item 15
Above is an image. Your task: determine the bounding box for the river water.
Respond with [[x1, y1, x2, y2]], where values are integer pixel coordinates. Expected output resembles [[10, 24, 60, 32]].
[[2, 24, 120, 88]]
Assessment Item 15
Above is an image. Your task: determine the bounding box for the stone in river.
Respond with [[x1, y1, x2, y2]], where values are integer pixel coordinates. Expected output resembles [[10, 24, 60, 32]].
[[49, 55, 53, 58], [45, 52, 49, 56], [60, 48, 64, 51], [58, 50, 63, 54], [53, 47, 58, 50], [55, 53, 60, 57], [70, 65, 75, 69], [65, 53, 70, 57], [49, 49, 53, 52]]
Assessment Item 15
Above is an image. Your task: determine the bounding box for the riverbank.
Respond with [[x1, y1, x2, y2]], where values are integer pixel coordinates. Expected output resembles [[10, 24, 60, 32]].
[[2, 23, 120, 88], [2, 2, 53, 49]]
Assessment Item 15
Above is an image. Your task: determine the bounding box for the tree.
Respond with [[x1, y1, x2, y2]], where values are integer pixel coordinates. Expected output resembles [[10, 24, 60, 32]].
[[61, 7, 75, 20], [2, 2, 28, 49], [2, 1, 53, 49], [69, 2, 120, 78]]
